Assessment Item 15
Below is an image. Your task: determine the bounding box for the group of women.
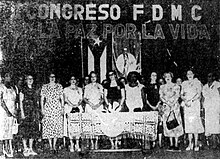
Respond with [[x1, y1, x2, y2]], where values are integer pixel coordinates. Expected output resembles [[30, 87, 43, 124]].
[[0, 69, 219, 158], [148, 70, 220, 152]]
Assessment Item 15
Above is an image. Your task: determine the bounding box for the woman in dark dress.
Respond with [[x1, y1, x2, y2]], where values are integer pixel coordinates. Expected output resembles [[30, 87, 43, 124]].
[[103, 71, 125, 113], [19, 75, 40, 157]]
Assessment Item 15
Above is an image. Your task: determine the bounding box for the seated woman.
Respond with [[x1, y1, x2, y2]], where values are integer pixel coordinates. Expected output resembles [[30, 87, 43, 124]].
[[63, 76, 83, 152], [84, 71, 104, 149]]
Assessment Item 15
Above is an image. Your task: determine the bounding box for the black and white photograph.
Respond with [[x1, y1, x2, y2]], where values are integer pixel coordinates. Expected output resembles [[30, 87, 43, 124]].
[[0, 0, 219, 158]]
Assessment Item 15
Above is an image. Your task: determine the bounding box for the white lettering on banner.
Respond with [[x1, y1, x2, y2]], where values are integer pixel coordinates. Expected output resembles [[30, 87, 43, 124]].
[[98, 4, 109, 20], [133, 4, 144, 21], [36, 3, 203, 22], [110, 4, 121, 20], [152, 5, 163, 21], [171, 5, 182, 21], [38, 4, 49, 19], [86, 4, 96, 20], [74, 4, 84, 20], [50, 3, 61, 19], [191, 5, 202, 21], [38, 3, 121, 20], [62, 4, 72, 20]]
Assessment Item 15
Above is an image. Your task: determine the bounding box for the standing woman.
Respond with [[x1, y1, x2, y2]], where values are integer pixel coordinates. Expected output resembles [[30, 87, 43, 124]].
[[202, 73, 220, 149], [144, 72, 160, 111], [0, 73, 13, 159], [63, 76, 83, 152], [181, 70, 204, 151], [159, 72, 183, 150], [40, 73, 64, 154], [125, 71, 145, 112], [19, 75, 40, 157], [84, 71, 104, 150], [103, 71, 125, 112], [84, 71, 104, 113], [2, 73, 17, 157]]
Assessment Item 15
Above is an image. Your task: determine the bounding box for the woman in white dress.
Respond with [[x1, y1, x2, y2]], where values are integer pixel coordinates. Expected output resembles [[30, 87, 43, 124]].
[[84, 71, 104, 149], [202, 73, 220, 148], [0, 74, 13, 159], [125, 71, 145, 112], [159, 72, 183, 151], [181, 70, 204, 151], [63, 76, 83, 152], [2, 73, 17, 157]]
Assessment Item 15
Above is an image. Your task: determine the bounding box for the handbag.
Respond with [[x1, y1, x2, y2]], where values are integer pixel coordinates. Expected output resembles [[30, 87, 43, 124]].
[[166, 110, 179, 130], [70, 107, 80, 113], [12, 118, 19, 134]]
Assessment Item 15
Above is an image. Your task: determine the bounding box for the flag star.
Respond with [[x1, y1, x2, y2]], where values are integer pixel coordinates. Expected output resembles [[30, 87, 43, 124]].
[[93, 36, 102, 46]]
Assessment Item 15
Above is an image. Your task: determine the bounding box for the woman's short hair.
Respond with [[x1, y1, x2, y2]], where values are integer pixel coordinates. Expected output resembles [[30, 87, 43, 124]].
[[89, 71, 98, 82], [118, 77, 127, 84], [127, 71, 140, 83], [106, 70, 117, 80], [163, 72, 174, 79]]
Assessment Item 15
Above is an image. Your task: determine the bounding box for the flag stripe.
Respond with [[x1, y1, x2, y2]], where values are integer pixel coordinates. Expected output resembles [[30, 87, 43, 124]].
[[88, 46, 94, 74], [100, 46, 107, 82]]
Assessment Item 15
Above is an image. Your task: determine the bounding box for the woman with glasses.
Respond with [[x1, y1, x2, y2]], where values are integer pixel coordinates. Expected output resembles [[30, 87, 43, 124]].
[[19, 75, 40, 157], [63, 76, 83, 152], [159, 72, 183, 151], [40, 73, 64, 154], [181, 70, 204, 151], [103, 71, 125, 112]]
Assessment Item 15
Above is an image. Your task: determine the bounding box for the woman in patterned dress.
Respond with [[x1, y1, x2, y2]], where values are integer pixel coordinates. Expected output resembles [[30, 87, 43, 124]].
[[159, 72, 183, 151], [2, 73, 17, 157], [181, 70, 204, 151], [19, 75, 40, 157], [84, 71, 104, 150], [63, 76, 83, 152], [40, 73, 64, 153]]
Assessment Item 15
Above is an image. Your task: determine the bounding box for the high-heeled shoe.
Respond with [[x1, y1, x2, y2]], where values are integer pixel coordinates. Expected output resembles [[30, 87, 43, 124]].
[[3, 149, 13, 158], [194, 146, 199, 152], [29, 149, 38, 156], [186, 143, 193, 151], [23, 148, 30, 157], [75, 145, 81, 152], [0, 154, 5, 159]]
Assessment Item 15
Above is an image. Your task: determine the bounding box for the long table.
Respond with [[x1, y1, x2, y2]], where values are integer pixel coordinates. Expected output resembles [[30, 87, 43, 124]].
[[67, 112, 158, 141]]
